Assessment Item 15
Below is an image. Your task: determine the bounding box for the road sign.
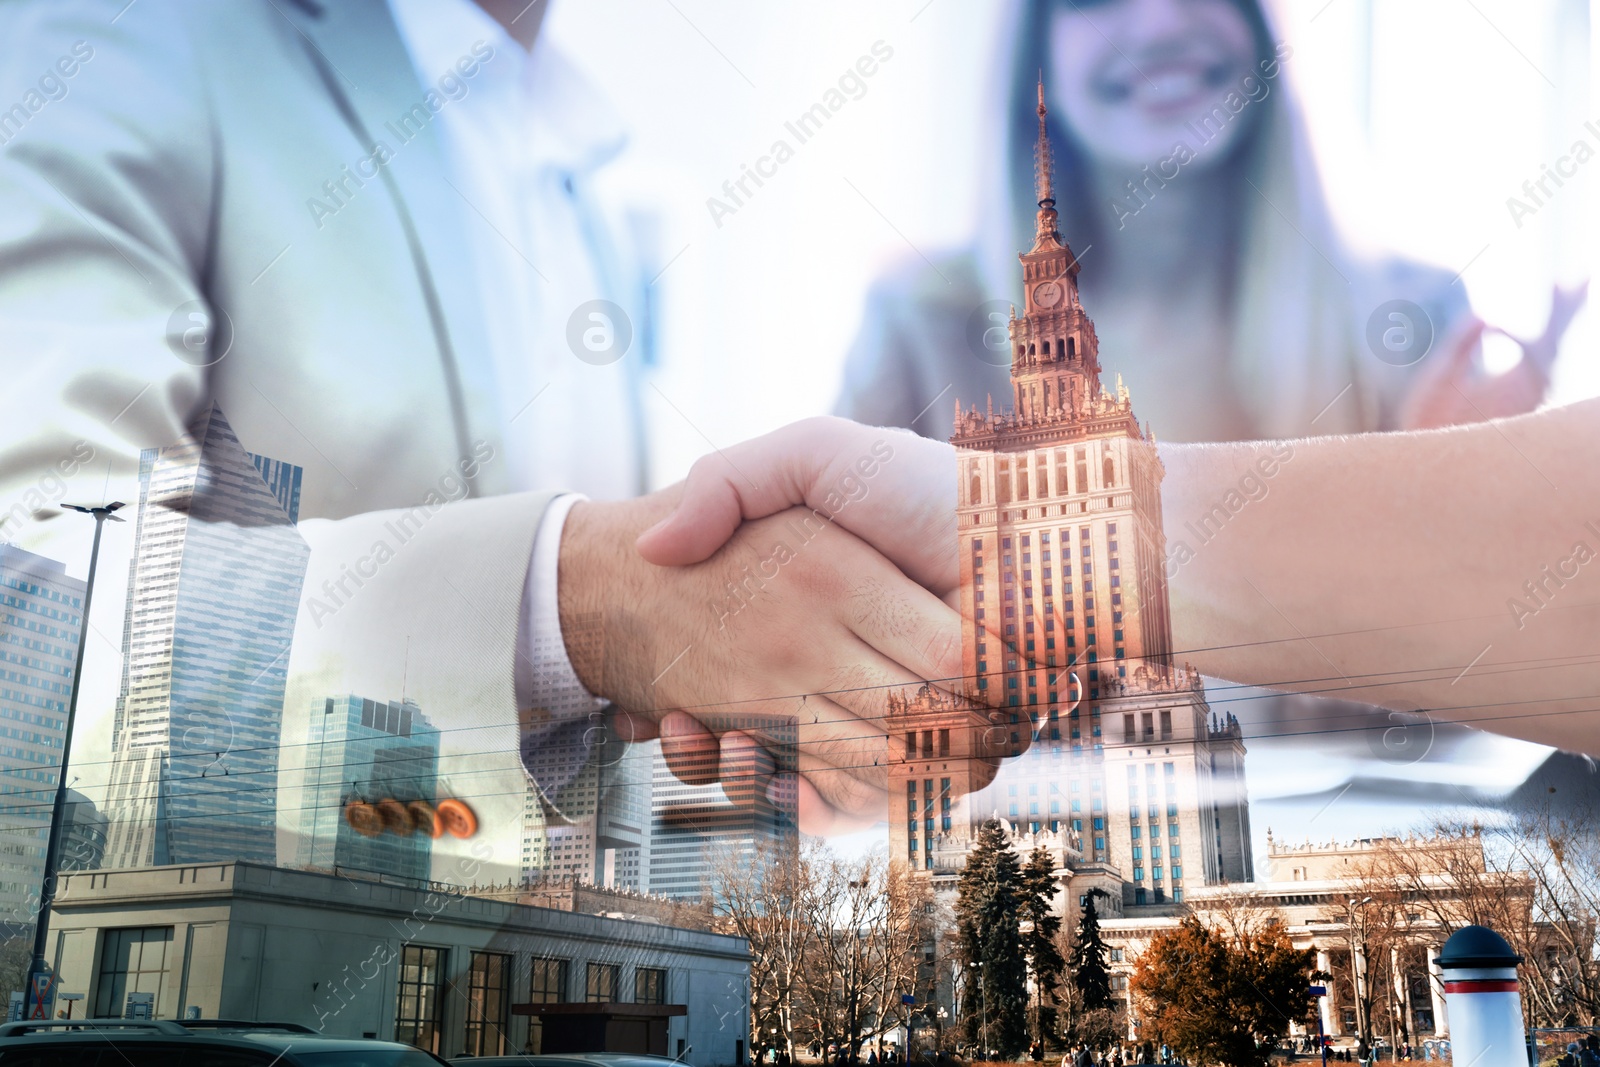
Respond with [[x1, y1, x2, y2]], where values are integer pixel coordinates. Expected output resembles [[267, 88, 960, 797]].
[[902, 995, 916, 1005], [27, 971, 54, 1021], [126, 991, 154, 1020], [7, 992, 22, 1022], [1309, 985, 1328, 996]]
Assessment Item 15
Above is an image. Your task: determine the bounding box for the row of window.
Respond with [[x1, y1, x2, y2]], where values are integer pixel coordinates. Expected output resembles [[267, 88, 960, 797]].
[[1129, 824, 1182, 839], [0, 576, 81, 606], [0, 631, 76, 664], [529, 957, 667, 1006], [968, 447, 1121, 507], [0, 593, 79, 625], [0, 611, 80, 645], [1128, 844, 1181, 861], [1132, 887, 1182, 905], [92, 925, 669, 1059]]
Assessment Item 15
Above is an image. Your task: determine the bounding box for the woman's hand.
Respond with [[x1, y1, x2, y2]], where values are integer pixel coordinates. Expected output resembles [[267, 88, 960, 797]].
[[1399, 282, 1587, 430]]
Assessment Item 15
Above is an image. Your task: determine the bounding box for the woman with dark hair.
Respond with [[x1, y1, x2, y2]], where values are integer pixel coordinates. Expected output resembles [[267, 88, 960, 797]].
[[830, 0, 1586, 817], [835, 0, 1576, 443]]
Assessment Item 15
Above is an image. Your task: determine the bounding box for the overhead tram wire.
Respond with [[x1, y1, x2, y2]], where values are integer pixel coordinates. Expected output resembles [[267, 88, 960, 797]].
[[11, 687, 1600, 824], [19, 641, 1600, 795]]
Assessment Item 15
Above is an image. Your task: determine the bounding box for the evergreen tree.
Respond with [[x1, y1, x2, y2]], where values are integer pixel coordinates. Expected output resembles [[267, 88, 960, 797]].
[[954, 819, 1030, 1057], [1020, 847, 1066, 1045], [1070, 889, 1114, 1013]]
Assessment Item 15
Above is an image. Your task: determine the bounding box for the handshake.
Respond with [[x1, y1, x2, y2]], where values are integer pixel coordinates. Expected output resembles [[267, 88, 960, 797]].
[[556, 416, 1003, 835]]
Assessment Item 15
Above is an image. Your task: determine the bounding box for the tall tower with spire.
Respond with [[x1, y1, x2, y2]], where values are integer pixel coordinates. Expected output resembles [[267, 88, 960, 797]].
[[1007, 79, 1102, 426], [889, 84, 1252, 903]]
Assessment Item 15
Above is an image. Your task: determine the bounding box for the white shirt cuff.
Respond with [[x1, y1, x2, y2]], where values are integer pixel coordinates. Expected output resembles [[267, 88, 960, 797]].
[[518, 492, 608, 730]]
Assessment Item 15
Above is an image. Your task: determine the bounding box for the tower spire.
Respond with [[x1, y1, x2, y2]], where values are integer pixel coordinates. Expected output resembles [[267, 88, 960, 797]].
[[1031, 75, 1062, 248], [1035, 74, 1054, 208]]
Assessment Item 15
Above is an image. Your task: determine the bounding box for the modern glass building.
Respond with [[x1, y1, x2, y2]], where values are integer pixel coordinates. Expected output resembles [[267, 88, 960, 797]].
[[60, 788, 107, 872], [520, 609, 652, 890], [296, 695, 440, 882], [647, 716, 798, 902], [103, 404, 309, 869], [0, 544, 84, 928]]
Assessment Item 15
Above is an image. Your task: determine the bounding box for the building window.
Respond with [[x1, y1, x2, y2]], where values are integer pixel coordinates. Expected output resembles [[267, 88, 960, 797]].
[[587, 962, 621, 1003], [636, 967, 668, 1005], [395, 944, 448, 1053], [93, 926, 173, 1019], [530, 957, 569, 1003], [527, 957, 570, 1053], [463, 952, 512, 1057]]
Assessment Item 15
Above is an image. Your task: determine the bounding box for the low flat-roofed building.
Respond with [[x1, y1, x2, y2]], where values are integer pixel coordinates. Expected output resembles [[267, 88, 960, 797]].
[[43, 861, 750, 1063]]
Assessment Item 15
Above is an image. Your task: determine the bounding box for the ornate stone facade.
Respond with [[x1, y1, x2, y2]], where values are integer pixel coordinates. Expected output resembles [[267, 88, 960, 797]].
[[888, 83, 1251, 911]]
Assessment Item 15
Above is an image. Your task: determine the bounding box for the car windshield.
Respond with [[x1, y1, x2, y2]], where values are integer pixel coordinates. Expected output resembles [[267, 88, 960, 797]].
[[295, 1052, 447, 1066]]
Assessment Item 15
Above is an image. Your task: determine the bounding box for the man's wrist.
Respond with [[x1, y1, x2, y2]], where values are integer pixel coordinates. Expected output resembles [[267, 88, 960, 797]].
[[556, 490, 680, 706]]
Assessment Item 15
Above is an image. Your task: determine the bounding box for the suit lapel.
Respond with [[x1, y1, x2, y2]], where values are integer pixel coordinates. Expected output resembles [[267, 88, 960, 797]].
[[271, 0, 496, 477]]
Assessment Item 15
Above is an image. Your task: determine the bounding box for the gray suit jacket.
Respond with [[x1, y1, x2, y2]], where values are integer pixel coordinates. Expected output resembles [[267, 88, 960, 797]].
[[0, 0, 596, 878]]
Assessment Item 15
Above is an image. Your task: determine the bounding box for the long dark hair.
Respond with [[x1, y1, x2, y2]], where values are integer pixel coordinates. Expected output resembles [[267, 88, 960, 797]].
[[1001, 0, 1278, 293]]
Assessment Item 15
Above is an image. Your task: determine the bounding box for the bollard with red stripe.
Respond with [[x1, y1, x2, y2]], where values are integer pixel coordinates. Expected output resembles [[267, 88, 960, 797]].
[[1435, 925, 1526, 1067]]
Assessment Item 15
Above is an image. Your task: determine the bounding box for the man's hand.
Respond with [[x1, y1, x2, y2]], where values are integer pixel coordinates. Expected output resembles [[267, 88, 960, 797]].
[[559, 482, 982, 834], [635, 416, 959, 595]]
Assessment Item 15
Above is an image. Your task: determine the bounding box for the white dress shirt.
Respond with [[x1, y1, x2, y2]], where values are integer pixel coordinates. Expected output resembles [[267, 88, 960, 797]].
[[388, 0, 639, 772]]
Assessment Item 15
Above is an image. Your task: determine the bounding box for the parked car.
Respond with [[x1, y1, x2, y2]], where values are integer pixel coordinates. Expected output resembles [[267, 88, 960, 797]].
[[0, 1018, 453, 1065], [448, 1054, 684, 1067]]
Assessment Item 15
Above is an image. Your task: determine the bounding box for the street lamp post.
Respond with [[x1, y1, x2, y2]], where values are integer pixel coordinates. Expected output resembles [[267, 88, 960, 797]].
[[1347, 897, 1374, 1064], [24, 501, 123, 1017], [968, 962, 988, 1060]]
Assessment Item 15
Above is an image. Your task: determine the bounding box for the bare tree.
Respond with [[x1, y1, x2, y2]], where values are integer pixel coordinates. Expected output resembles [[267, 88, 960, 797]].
[[709, 841, 932, 1063], [793, 850, 927, 1061], [1344, 818, 1597, 1036], [708, 837, 813, 1061], [1502, 801, 1600, 1027]]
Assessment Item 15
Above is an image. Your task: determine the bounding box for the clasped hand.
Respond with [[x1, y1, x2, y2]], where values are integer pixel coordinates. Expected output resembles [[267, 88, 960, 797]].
[[556, 417, 1001, 835]]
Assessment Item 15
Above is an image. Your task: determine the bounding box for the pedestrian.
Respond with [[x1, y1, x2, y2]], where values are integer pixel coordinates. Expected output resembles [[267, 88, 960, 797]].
[[1580, 1039, 1600, 1067]]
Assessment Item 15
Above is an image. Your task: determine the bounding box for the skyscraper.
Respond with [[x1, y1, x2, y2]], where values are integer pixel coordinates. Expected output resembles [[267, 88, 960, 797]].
[[103, 404, 310, 868], [889, 85, 1252, 905], [297, 695, 440, 882], [0, 544, 84, 926], [59, 788, 107, 872], [648, 716, 798, 903], [519, 611, 653, 890], [522, 743, 652, 890]]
